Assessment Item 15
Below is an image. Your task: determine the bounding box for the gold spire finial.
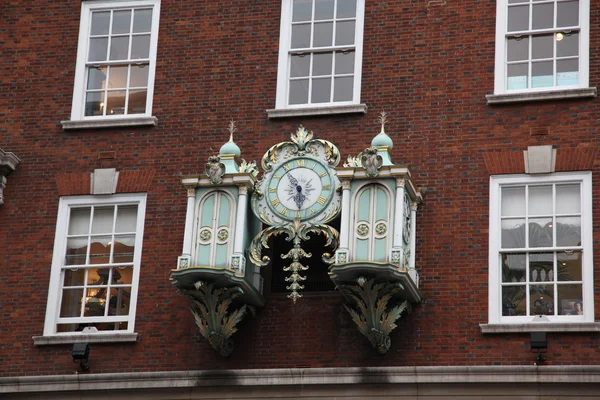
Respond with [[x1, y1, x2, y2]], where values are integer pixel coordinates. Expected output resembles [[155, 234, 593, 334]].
[[228, 120, 237, 142], [378, 110, 388, 134]]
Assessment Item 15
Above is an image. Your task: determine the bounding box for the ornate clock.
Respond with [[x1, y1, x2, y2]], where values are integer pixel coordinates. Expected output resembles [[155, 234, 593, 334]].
[[250, 126, 342, 302]]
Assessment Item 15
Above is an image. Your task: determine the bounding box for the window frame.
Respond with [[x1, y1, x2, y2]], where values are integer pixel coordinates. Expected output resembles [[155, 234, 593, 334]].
[[488, 171, 593, 325], [493, 0, 589, 95], [69, 0, 161, 122], [274, 0, 366, 110], [42, 194, 147, 337]]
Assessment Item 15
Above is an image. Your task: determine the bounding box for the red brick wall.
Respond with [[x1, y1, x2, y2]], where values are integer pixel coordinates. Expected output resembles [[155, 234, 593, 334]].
[[1, 0, 600, 376]]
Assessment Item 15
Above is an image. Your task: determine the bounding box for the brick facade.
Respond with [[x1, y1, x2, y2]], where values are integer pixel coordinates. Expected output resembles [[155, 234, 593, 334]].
[[2, 0, 600, 381]]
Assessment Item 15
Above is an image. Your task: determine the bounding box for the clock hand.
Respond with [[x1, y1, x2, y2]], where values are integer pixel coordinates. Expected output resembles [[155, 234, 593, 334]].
[[288, 174, 306, 210]]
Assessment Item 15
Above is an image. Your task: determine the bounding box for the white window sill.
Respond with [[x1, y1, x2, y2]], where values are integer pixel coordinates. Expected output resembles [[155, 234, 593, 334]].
[[32, 332, 140, 346], [480, 322, 600, 333], [266, 104, 367, 119], [61, 116, 158, 130], [486, 87, 597, 105]]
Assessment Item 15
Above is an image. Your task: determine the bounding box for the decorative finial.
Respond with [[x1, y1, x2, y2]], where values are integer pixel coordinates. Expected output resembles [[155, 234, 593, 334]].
[[378, 110, 388, 134], [228, 120, 237, 142]]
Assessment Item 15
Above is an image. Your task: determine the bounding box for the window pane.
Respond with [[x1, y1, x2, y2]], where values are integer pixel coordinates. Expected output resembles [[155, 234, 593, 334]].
[[113, 237, 136, 263], [315, 0, 334, 20], [66, 238, 88, 265], [289, 79, 309, 104], [556, 184, 580, 213], [108, 65, 128, 89], [106, 90, 126, 115], [334, 76, 353, 101], [133, 8, 153, 33], [90, 237, 112, 264], [92, 207, 114, 234], [112, 10, 132, 34], [88, 267, 110, 284], [532, 3, 554, 30], [313, 52, 333, 75], [557, 284, 582, 315], [131, 35, 151, 59], [113, 266, 134, 284], [335, 20, 355, 46], [85, 91, 105, 116], [311, 77, 331, 103], [293, 0, 312, 22], [60, 288, 83, 317], [556, 217, 581, 247], [530, 285, 554, 315], [115, 205, 138, 232], [557, 0, 579, 27], [88, 38, 108, 61], [501, 219, 525, 248], [557, 32, 578, 57], [507, 63, 528, 90], [529, 218, 552, 247], [557, 59, 579, 86], [501, 186, 525, 216], [314, 22, 333, 47], [128, 90, 147, 114], [558, 251, 582, 281], [337, 0, 357, 18], [531, 61, 553, 88], [87, 67, 107, 90], [528, 185, 552, 215], [507, 5, 529, 32], [69, 208, 91, 235], [291, 24, 311, 48], [85, 92, 105, 116], [502, 286, 526, 316], [108, 287, 131, 316], [507, 36, 529, 62], [130, 64, 149, 87], [290, 54, 310, 77], [91, 12, 110, 35], [84, 287, 107, 317], [64, 269, 85, 286], [501, 253, 526, 282], [532, 34, 553, 60], [530, 252, 553, 282], [109, 36, 130, 60], [335, 51, 354, 74]]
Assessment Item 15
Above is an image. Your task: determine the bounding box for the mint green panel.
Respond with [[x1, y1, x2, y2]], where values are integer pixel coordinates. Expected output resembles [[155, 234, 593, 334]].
[[200, 194, 215, 227], [355, 238, 369, 261], [197, 243, 211, 266], [215, 243, 228, 268], [357, 188, 371, 221], [374, 238, 387, 262], [375, 187, 388, 221], [218, 194, 231, 227]]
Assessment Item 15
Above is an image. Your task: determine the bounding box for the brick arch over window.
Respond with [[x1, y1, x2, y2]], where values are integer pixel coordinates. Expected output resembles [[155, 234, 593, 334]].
[[483, 147, 598, 175]]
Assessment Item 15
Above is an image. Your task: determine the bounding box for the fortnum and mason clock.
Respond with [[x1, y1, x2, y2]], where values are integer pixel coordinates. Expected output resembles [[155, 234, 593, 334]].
[[266, 157, 336, 221], [250, 126, 342, 302]]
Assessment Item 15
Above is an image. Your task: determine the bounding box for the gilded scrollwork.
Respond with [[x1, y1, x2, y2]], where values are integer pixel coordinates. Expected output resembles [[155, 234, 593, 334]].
[[217, 228, 229, 242], [375, 222, 387, 236], [343, 153, 362, 168], [199, 229, 212, 242], [357, 223, 369, 237], [239, 159, 259, 177]]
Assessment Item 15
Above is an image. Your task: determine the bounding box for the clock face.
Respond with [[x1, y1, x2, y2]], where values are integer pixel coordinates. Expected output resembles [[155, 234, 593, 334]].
[[266, 157, 334, 221]]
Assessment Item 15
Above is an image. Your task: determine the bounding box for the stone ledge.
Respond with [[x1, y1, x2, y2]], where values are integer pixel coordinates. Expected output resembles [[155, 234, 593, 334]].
[[266, 104, 367, 118], [480, 322, 600, 334], [32, 332, 140, 346], [61, 116, 158, 130], [5, 365, 600, 393], [486, 87, 597, 105]]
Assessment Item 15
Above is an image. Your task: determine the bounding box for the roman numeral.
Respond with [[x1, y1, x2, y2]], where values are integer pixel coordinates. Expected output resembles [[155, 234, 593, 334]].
[[296, 159, 305, 167], [319, 172, 327, 177], [280, 207, 288, 216], [322, 184, 331, 191], [317, 196, 326, 205], [296, 210, 301, 218], [309, 208, 316, 214], [283, 163, 291, 171], [271, 198, 280, 207], [268, 187, 277, 193], [311, 162, 317, 170], [273, 175, 281, 179]]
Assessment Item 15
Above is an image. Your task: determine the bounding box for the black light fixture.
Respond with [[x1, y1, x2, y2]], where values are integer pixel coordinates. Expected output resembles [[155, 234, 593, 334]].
[[530, 332, 547, 364], [72, 343, 90, 372]]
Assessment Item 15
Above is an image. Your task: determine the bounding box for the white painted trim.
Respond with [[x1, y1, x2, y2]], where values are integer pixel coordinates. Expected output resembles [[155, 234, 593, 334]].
[[33, 332, 139, 345], [69, 0, 161, 121], [486, 87, 596, 104], [480, 322, 600, 333], [338, 183, 351, 251], [488, 171, 593, 325], [493, 0, 589, 95], [393, 183, 405, 249], [267, 103, 367, 118], [42, 194, 147, 336], [61, 116, 158, 130], [181, 188, 196, 258], [5, 366, 600, 394], [273, 0, 365, 110]]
